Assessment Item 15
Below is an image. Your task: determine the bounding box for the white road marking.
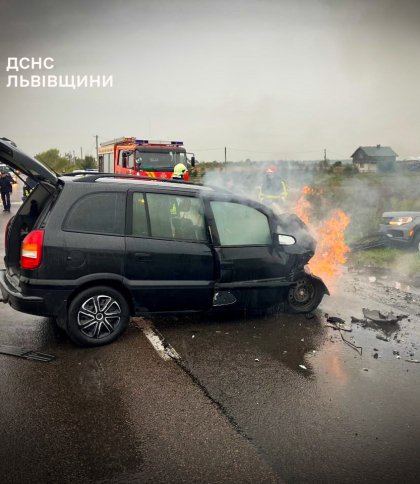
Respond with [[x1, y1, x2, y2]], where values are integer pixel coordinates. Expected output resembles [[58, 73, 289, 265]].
[[134, 318, 180, 361]]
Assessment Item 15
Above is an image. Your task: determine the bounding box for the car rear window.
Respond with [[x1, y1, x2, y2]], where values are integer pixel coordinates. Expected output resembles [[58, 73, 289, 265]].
[[63, 192, 125, 235]]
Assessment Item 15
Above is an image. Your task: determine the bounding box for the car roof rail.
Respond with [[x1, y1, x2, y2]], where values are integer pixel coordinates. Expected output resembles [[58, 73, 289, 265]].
[[69, 172, 204, 186], [61, 170, 99, 176]]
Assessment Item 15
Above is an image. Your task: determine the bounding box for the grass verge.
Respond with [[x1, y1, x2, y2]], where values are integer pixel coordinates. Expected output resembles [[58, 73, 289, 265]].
[[348, 247, 420, 275]]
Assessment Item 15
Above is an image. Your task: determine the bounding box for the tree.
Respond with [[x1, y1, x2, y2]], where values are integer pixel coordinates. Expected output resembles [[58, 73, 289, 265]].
[[79, 155, 97, 170], [35, 149, 72, 173]]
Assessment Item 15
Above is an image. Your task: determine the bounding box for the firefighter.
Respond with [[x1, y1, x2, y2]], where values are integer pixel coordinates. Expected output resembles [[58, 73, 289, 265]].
[[259, 165, 288, 208], [23, 176, 37, 200], [172, 163, 187, 180]]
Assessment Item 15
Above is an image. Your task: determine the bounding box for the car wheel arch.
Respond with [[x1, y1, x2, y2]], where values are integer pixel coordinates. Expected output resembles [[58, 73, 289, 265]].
[[66, 280, 135, 316]]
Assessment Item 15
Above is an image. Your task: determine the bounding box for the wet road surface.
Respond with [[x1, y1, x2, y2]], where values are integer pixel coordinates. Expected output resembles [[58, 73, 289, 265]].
[[0, 307, 280, 484], [1, 185, 420, 483], [152, 277, 420, 483]]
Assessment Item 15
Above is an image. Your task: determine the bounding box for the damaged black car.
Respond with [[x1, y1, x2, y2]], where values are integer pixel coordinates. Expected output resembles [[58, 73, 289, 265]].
[[0, 138, 328, 346]]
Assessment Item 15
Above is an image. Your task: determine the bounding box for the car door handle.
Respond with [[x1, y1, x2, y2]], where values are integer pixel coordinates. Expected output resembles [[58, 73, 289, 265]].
[[134, 252, 151, 260]]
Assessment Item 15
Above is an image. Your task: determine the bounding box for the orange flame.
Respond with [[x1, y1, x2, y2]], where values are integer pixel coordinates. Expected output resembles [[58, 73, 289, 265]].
[[294, 186, 351, 288], [294, 186, 317, 224]]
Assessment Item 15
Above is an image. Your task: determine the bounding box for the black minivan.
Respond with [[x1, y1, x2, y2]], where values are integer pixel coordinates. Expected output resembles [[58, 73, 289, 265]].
[[0, 138, 328, 346]]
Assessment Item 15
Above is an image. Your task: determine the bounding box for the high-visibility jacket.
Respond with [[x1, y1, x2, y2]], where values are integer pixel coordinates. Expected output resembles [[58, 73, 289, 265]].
[[259, 178, 288, 201]]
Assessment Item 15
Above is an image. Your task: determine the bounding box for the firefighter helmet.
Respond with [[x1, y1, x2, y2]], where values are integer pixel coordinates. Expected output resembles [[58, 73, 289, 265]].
[[173, 163, 187, 178], [265, 165, 277, 174]]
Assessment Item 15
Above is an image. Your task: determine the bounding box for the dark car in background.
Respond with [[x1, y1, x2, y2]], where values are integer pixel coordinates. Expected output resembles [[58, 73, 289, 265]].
[[380, 211, 420, 252], [0, 138, 328, 347]]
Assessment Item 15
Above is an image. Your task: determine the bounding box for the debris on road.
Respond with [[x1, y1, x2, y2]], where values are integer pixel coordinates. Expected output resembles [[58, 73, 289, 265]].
[[0, 344, 56, 362], [299, 364, 307, 370], [349, 233, 385, 251], [340, 331, 363, 355], [362, 308, 407, 324], [325, 315, 362, 354], [405, 359, 420, 364], [376, 334, 389, 342], [326, 316, 352, 332], [326, 322, 352, 332], [327, 316, 345, 324]]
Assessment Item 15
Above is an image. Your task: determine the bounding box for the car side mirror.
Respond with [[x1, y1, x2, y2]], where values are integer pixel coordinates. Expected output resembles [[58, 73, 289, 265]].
[[276, 234, 296, 246]]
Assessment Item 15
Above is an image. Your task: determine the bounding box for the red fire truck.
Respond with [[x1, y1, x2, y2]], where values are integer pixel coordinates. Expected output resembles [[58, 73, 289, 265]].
[[98, 137, 195, 180]]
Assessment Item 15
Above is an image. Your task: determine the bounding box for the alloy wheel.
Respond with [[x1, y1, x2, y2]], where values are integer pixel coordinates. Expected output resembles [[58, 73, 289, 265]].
[[77, 295, 122, 339]]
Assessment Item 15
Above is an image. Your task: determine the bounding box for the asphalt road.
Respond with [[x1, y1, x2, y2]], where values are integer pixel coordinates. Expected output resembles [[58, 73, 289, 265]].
[[1, 183, 420, 483]]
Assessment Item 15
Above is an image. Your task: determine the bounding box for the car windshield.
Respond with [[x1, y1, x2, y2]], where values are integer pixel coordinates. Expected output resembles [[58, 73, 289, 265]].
[[135, 149, 187, 171]]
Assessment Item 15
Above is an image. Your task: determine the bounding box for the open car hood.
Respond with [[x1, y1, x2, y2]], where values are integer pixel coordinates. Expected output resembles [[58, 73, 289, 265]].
[[0, 137, 59, 186]]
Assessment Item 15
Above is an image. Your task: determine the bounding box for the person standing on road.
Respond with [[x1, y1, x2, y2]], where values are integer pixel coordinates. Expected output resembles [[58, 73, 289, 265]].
[[0, 171, 13, 212]]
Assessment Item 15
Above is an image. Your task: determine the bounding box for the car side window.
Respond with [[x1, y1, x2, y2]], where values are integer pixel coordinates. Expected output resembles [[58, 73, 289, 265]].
[[210, 201, 271, 246], [132, 193, 148, 236], [133, 193, 207, 241], [63, 192, 125, 235]]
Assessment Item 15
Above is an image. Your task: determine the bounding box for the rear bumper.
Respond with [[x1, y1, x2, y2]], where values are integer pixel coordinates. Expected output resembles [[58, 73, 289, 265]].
[[0, 270, 65, 317]]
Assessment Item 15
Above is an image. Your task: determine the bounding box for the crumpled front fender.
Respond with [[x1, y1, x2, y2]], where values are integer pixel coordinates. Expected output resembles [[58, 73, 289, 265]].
[[307, 273, 330, 296]]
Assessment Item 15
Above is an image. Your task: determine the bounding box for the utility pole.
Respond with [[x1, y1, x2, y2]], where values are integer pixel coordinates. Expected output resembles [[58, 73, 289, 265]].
[[224, 146, 227, 164], [324, 148, 327, 162], [80, 147, 83, 160], [95, 135, 99, 166], [95, 135, 99, 164]]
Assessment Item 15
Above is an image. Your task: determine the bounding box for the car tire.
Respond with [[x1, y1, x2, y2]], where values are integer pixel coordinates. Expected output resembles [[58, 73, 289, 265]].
[[66, 286, 130, 347], [286, 277, 324, 314]]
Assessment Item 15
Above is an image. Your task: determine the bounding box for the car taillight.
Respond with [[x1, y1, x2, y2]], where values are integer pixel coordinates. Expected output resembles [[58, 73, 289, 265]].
[[21, 230, 44, 269]]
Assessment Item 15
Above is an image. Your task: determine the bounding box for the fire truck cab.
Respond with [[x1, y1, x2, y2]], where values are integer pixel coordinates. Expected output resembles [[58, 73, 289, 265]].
[[98, 137, 195, 181]]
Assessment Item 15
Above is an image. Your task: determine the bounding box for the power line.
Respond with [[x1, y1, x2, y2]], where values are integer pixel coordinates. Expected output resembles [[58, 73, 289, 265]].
[[192, 146, 325, 156], [190, 147, 225, 151], [227, 147, 323, 155], [328, 151, 352, 159]]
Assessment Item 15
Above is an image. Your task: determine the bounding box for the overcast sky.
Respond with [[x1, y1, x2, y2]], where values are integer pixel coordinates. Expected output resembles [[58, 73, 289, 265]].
[[1, 0, 420, 161]]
